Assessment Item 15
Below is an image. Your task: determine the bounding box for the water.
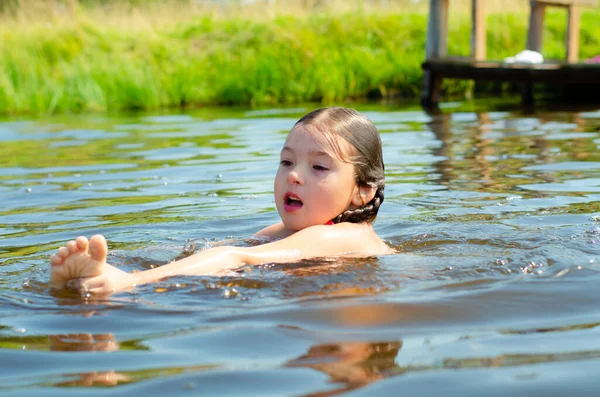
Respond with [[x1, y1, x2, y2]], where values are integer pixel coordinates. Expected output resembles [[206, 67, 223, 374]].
[[1, 102, 600, 396]]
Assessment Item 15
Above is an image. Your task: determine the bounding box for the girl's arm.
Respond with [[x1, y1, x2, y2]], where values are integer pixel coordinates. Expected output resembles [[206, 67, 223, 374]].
[[61, 223, 383, 294], [137, 224, 367, 280]]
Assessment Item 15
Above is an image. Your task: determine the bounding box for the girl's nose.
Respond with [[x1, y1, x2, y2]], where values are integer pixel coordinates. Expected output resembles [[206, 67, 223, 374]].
[[287, 170, 303, 185]]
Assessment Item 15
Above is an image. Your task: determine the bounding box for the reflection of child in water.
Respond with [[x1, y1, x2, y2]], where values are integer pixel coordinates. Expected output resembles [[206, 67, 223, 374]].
[[49, 107, 394, 295], [49, 333, 129, 386], [287, 341, 402, 390]]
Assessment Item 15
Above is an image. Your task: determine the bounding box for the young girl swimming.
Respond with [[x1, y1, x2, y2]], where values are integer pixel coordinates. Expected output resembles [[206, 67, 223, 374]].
[[49, 107, 394, 295]]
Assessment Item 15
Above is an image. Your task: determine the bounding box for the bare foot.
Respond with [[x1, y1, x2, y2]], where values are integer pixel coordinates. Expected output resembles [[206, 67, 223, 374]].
[[50, 235, 108, 290]]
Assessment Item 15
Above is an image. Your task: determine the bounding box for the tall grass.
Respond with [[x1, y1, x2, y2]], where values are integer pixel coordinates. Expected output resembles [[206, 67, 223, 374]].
[[0, 1, 599, 115]]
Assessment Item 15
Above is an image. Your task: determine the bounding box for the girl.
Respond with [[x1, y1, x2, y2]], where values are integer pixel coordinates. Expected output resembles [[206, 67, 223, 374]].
[[50, 107, 394, 295]]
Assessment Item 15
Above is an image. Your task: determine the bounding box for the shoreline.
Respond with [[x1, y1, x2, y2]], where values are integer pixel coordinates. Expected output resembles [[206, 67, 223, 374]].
[[0, 5, 598, 115]]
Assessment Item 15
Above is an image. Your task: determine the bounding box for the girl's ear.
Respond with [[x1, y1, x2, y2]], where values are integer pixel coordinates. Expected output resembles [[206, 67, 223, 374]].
[[351, 184, 376, 208]]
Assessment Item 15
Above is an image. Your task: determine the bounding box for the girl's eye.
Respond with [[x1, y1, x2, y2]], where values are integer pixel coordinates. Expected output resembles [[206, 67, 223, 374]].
[[280, 160, 292, 166], [313, 165, 329, 171]]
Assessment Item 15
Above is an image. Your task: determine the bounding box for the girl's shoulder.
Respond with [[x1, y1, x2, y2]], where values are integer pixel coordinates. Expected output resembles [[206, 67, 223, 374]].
[[254, 222, 393, 256], [323, 222, 394, 255], [253, 222, 290, 241]]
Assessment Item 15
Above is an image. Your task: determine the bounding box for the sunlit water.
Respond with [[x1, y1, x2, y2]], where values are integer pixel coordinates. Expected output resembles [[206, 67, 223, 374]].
[[1, 102, 600, 396]]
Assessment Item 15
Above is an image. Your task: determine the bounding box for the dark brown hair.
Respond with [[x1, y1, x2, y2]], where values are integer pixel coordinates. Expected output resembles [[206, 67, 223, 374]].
[[293, 107, 385, 224]]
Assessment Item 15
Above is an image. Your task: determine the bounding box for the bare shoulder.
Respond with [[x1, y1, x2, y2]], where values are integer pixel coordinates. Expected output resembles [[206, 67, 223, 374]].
[[315, 222, 394, 256], [240, 222, 393, 266], [252, 222, 392, 258], [253, 222, 289, 240]]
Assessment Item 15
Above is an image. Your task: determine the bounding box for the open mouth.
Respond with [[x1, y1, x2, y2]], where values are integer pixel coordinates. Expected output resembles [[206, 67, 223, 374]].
[[284, 192, 303, 210]]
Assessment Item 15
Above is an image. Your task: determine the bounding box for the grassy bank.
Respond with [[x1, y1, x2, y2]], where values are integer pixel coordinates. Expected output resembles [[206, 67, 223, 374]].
[[0, 2, 599, 115]]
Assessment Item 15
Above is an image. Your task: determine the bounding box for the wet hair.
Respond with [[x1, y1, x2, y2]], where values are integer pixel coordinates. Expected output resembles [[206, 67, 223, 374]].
[[292, 107, 385, 224]]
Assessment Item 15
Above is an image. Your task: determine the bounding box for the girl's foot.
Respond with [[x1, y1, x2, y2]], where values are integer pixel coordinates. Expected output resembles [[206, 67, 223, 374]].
[[50, 235, 108, 290]]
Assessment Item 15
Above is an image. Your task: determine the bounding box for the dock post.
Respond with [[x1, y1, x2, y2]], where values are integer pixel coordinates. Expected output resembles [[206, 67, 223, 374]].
[[422, 0, 449, 108], [524, 0, 546, 105], [471, 0, 486, 61], [566, 4, 581, 62]]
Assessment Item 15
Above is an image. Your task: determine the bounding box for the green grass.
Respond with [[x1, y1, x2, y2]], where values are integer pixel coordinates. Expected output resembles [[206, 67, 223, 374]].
[[0, 6, 599, 115]]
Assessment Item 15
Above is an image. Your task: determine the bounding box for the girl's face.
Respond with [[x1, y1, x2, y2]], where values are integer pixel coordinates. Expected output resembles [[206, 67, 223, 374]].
[[274, 126, 360, 232]]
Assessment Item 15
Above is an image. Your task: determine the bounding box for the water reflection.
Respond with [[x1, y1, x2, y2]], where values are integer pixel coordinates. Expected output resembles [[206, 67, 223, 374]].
[[48, 333, 128, 387], [287, 341, 402, 397], [46, 332, 404, 393], [426, 109, 600, 197], [49, 333, 119, 352]]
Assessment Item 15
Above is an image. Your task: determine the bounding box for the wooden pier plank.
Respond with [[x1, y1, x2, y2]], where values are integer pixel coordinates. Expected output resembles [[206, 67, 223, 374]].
[[535, 0, 597, 6], [422, 57, 600, 84]]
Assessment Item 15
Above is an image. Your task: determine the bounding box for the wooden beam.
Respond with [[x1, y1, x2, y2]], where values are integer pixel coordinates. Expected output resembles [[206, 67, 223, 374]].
[[425, 0, 449, 59], [422, 0, 449, 107], [535, 0, 597, 6], [471, 0, 486, 61], [527, 1, 546, 53], [422, 58, 600, 84], [566, 4, 581, 62]]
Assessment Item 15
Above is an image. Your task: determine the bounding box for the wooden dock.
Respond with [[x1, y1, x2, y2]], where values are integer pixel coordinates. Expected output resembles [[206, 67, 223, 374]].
[[421, 0, 600, 107]]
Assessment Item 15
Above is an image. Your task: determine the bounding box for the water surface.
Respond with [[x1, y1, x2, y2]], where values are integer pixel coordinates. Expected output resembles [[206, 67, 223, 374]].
[[1, 103, 600, 396]]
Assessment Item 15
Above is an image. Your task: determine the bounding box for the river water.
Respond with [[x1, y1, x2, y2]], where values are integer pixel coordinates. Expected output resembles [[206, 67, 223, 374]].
[[1, 102, 600, 396]]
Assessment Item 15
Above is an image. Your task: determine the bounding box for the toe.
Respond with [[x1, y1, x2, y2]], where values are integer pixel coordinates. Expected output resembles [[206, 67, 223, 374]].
[[76, 236, 89, 252], [66, 241, 78, 253], [50, 254, 63, 266], [89, 235, 108, 262], [58, 246, 69, 258]]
